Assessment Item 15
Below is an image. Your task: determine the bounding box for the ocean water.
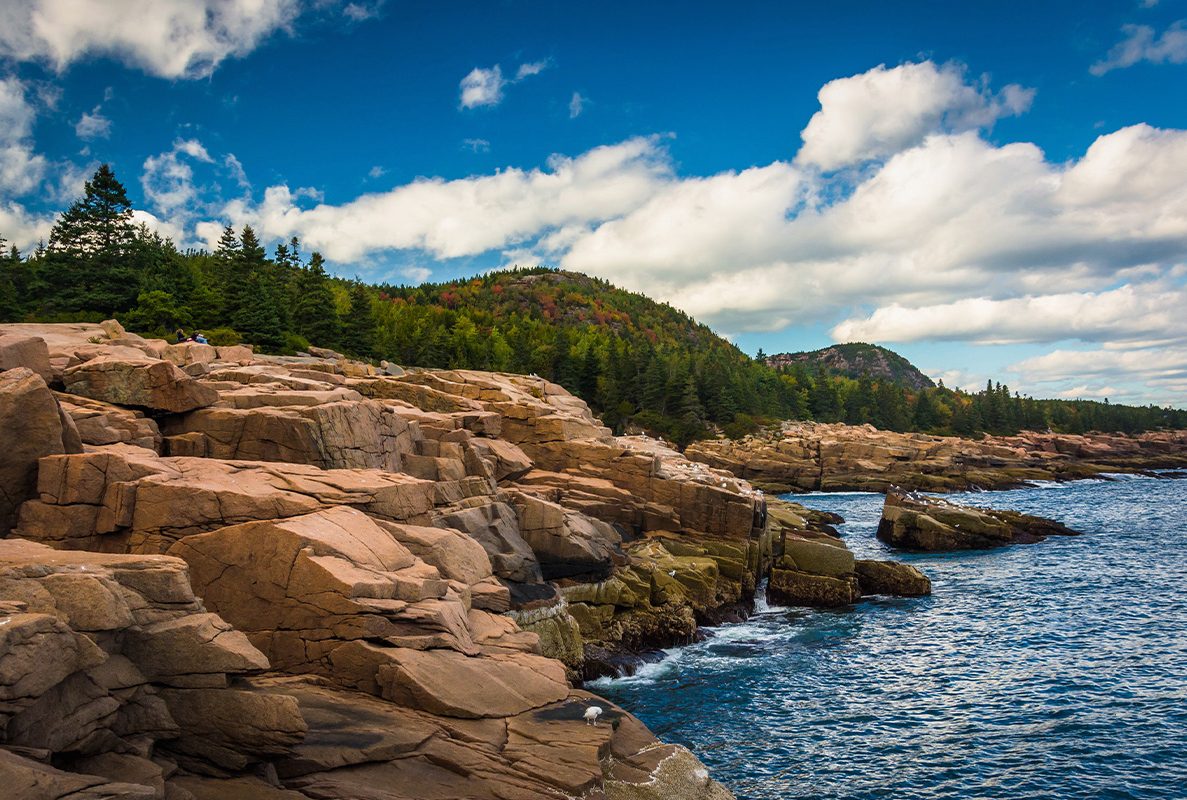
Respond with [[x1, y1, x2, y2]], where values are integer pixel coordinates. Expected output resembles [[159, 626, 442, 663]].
[[591, 475, 1187, 799]]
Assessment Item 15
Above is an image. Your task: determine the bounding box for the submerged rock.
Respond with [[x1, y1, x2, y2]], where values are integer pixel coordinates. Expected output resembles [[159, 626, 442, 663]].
[[877, 490, 1081, 551]]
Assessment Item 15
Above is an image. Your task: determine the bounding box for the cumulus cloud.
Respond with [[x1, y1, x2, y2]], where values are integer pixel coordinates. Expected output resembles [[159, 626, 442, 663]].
[[831, 285, 1187, 345], [1011, 346, 1187, 406], [1091, 21, 1187, 75], [459, 58, 549, 109], [209, 137, 672, 261], [0, 77, 48, 196], [141, 138, 213, 215], [459, 66, 505, 109], [401, 266, 431, 283], [0, 200, 54, 251], [74, 107, 111, 140], [796, 61, 1034, 171], [0, 0, 299, 79]]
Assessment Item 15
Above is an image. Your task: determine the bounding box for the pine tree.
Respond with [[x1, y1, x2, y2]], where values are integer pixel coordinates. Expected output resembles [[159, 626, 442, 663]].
[[340, 281, 377, 358], [291, 252, 341, 348], [44, 164, 139, 314]]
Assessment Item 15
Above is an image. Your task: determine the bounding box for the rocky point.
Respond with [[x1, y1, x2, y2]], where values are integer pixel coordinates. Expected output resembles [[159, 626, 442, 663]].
[[0, 320, 938, 799]]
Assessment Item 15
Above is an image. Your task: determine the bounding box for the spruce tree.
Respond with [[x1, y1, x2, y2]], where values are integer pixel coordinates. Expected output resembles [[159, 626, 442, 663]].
[[45, 164, 139, 314], [340, 281, 377, 358], [292, 252, 341, 348]]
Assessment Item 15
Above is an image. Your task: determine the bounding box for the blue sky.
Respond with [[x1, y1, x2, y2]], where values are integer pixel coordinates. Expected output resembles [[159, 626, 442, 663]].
[[2, 0, 1186, 406]]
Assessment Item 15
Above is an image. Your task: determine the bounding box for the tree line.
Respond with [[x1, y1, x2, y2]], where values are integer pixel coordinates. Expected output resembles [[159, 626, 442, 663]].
[[2, 164, 1183, 444]]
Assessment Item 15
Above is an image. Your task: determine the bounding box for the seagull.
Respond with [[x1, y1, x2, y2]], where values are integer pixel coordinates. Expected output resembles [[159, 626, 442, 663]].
[[584, 706, 604, 726]]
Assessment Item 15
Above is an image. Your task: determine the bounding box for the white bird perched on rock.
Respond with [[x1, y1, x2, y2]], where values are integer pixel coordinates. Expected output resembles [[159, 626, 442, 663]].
[[583, 706, 603, 726]]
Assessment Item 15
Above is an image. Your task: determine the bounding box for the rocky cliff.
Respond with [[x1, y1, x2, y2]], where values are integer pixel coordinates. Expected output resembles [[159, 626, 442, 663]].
[[2, 320, 761, 799], [686, 421, 1187, 494]]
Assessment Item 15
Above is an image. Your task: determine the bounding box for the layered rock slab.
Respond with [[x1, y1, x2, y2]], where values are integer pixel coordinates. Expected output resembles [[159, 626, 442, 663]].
[[16, 448, 436, 554], [878, 490, 1081, 551]]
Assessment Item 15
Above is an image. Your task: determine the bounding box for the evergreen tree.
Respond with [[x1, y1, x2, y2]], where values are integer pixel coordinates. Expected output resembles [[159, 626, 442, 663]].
[[44, 164, 139, 314], [341, 281, 377, 358], [291, 252, 341, 348]]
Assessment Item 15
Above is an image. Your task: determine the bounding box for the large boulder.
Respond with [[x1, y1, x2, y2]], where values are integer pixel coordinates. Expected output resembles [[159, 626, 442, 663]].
[[877, 490, 1081, 551], [62, 356, 218, 413], [0, 333, 53, 381], [0, 368, 76, 534], [854, 559, 932, 596]]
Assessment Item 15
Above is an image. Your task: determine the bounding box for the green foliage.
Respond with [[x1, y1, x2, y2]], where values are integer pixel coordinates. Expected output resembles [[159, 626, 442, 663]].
[[204, 327, 242, 346]]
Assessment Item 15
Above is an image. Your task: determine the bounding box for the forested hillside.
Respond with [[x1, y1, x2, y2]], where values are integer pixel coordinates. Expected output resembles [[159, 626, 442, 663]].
[[3, 165, 1184, 443]]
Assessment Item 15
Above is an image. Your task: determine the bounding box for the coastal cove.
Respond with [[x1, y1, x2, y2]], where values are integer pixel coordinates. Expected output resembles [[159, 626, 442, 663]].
[[594, 475, 1187, 800]]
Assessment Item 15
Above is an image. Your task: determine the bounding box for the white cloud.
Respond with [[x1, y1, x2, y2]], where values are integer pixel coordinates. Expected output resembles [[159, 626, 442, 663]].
[[515, 60, 549, 79], [1010, 346, 1187, 406], [367, 165, 386, 180], [342, 1, 384, 22], [74, 107, 111, 140], [401, 266, 431, 283], [141, 138, 213, 215], [459, 59, 549, 109], [1091, 21, 1187, 75], [224, 153, 250, 190], [131, 208, 187, 244], [0, 201, 54, 251], [459, 66, 505, 109], [211, 136, 672, 261], [0, 0, 299, 79], [462, 138, 490, 153], [831, 284, 1187, 345], [0, 77, 47, 196], [796, 61, 1033, 171], [569, 91, 586, 119]]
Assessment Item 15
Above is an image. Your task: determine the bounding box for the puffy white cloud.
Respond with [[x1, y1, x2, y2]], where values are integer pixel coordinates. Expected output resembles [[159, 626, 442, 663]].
[[0, 0, 299, 79], [0, 77, 47, 196], [74, 107, 111, 140], [459, 65, 505, 109], [141, 138, 213, 215], [1010, 345, 1187, 406], [1091, 21, 1187, 75], [831, 285, 1187, 345], [459, 59, 549, 109], [0, 201, 54, 251], [131, 208, 187, 244], [401, 266, 431, 283], [796, 61, 1033, 171], [213, 136, 672, 261]]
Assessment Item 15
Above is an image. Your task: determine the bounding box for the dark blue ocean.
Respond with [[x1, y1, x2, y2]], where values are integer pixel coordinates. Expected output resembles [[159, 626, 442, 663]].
[[592, 475, 1187, 800]]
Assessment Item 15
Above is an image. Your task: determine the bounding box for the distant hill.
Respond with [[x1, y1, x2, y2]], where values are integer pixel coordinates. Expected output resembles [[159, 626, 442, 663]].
[[763, 343, 935, 391]]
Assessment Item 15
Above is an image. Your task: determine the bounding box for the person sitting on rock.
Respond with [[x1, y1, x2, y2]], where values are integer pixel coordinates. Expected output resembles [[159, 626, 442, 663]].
[[175, 328, 187, 343], [193, 332, 209, 344]]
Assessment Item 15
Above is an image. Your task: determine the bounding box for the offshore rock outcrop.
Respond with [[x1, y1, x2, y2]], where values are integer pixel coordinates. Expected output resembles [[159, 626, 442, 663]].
[[764, 498, 931, 607], [686, 421, 1187, 494], [877, 490, 1081, 551], [1, 320, 749, 798]]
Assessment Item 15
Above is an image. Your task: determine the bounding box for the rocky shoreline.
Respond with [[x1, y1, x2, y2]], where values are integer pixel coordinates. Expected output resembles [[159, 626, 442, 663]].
[[0, 321, 933, 799], [685, 421, 1187, 494]]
